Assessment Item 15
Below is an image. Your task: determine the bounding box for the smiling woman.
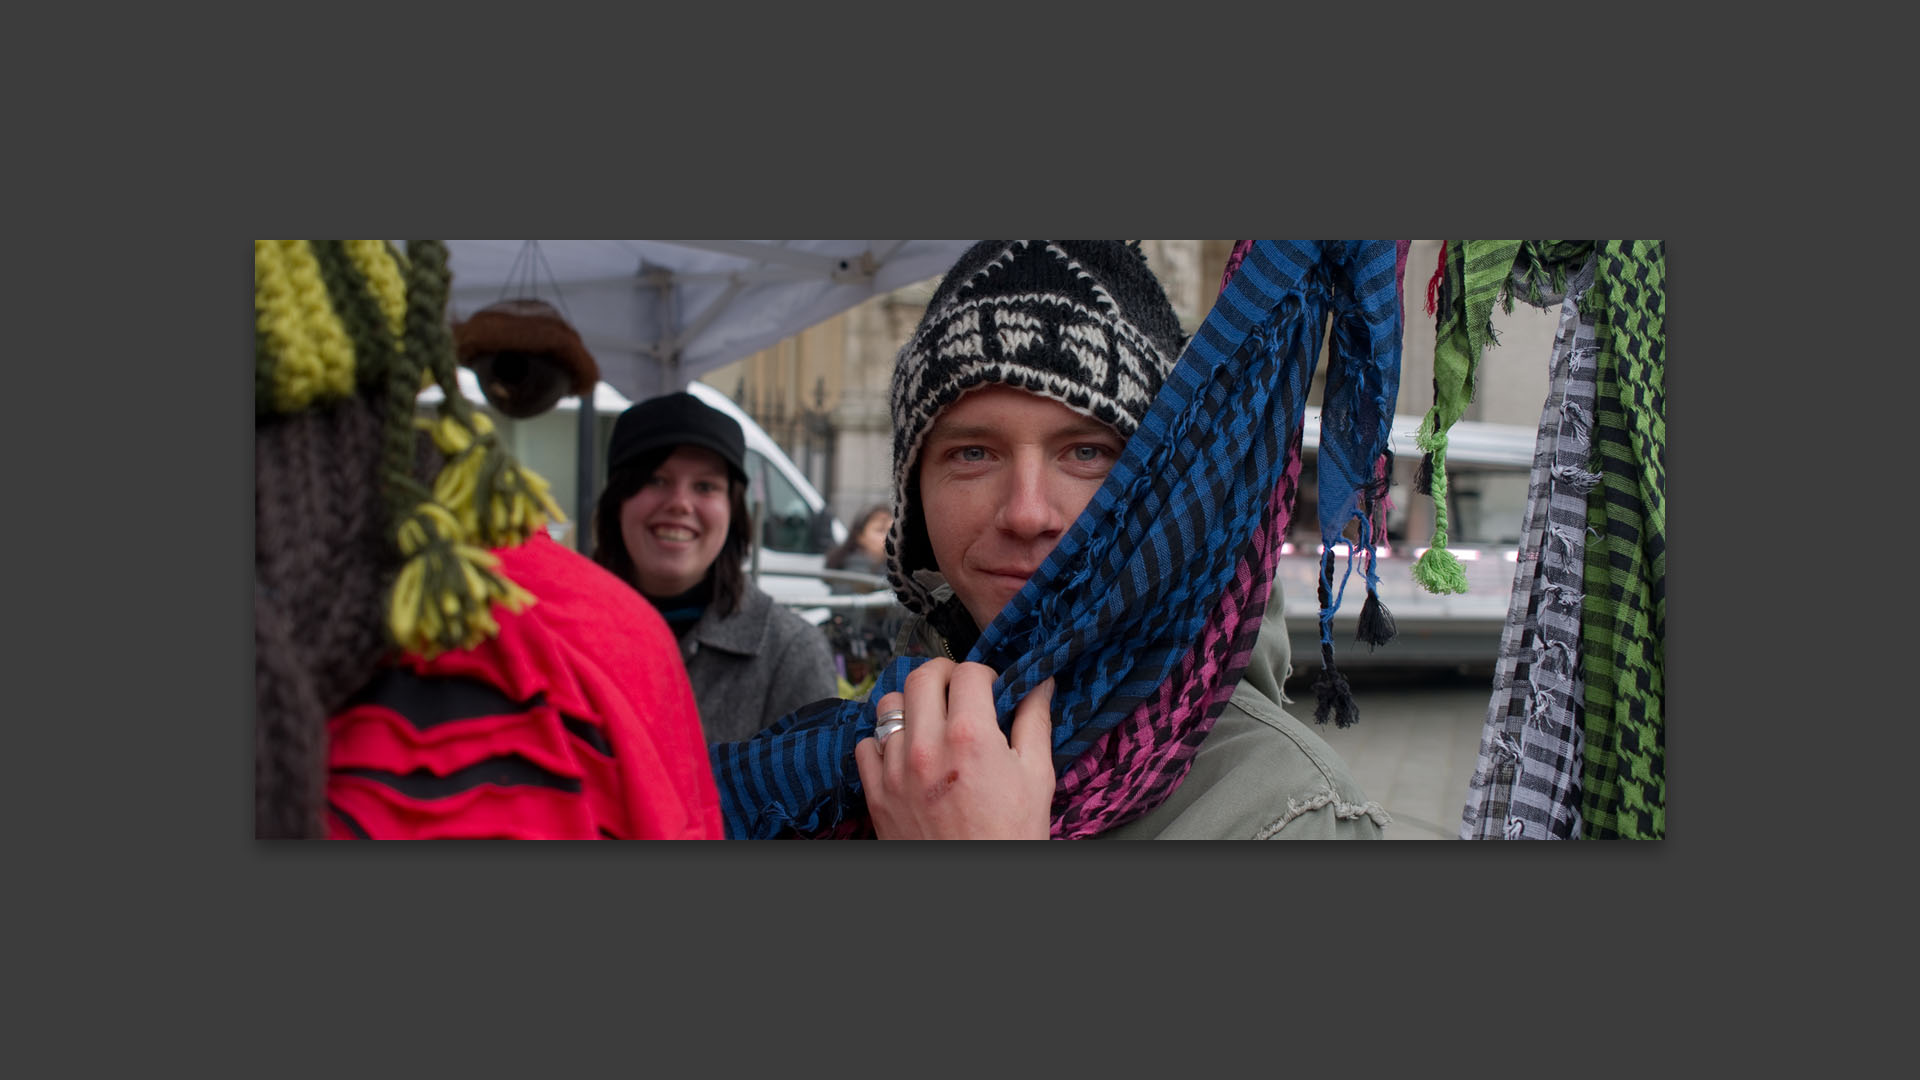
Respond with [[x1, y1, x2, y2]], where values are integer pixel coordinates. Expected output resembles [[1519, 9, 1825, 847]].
[[619, 447, 734, 596], [592, 392, 837, 742]]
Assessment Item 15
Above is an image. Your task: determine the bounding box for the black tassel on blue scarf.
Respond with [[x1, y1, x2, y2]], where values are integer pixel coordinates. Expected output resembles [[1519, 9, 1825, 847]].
[[1353, 451, 1398, 651], [1312, 642, 1359, 728], [1356, 589, 1396, 649], [1311, 549, 1360, 727]]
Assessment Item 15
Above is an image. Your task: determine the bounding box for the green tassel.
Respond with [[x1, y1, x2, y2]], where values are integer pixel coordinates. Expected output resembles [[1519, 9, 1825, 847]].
[[1412, 436, 1470, 596], [1412, 545, 1469, 595]]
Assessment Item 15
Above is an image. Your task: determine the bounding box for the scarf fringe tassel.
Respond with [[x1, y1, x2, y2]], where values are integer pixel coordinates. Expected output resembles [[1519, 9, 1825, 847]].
[[1412, 544, 1469, 595], [1356, 589, 1396, 649], [1312, 659, 1359, 728]]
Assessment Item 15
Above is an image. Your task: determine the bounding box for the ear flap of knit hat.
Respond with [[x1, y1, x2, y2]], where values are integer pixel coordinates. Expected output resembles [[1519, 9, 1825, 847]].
[[881, 240, 1188, 617]]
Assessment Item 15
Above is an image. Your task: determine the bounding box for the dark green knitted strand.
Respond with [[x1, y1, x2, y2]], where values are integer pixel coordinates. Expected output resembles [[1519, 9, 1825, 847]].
[[405, 240, 480, 436], [379, 245, 436, 530], [406, 239, 511, 537], [308, 240, 400, 395]]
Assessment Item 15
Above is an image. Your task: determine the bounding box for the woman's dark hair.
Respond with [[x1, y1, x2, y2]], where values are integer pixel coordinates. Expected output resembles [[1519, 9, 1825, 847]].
[[825, 502, 893, 569], [592, 444, 752, 616]]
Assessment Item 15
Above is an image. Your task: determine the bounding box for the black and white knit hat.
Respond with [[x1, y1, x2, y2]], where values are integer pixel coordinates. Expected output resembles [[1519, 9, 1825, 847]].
[[885, 240, 1188, 618]]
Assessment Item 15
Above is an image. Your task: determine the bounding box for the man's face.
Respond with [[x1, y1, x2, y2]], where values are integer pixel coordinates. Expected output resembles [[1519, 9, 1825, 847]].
[[916, 385, 1125, 629]]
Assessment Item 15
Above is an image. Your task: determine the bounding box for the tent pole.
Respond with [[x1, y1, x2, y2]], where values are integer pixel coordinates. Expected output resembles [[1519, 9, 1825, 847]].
[[575, 384, 596, 555]]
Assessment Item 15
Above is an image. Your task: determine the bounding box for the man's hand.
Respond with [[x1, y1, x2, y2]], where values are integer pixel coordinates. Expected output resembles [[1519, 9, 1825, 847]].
[[853, 660, 1055, 840]]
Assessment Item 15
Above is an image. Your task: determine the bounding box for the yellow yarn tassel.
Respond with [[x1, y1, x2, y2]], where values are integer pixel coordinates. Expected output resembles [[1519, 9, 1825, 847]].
[[420, 408, 565, 547], [387, 501, 535, 657], [419, 410, 478, 454], [478, 457, 566, 546], [431, 445, 487, 537]]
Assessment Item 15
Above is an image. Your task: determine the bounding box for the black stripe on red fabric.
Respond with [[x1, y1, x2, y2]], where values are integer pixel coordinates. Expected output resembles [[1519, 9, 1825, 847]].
[[338, 756, 583, 798], [344, 668, 546, 730], [560, 714, 613, 757]]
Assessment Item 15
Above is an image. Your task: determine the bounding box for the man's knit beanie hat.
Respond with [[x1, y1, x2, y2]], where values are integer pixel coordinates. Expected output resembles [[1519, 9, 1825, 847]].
[[885, 240, 1188, 617]]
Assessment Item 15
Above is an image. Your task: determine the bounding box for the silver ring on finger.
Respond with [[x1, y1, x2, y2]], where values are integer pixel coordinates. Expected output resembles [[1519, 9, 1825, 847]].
[[874, 709, 906, 748]]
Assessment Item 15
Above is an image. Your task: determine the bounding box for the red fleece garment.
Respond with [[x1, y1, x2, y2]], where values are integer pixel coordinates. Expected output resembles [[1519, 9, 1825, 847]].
[[327, 532, 723, 839]]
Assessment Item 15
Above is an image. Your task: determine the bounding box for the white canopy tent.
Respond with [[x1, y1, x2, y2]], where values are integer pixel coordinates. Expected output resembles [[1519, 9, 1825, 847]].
[[441, 240, 974, 402], [437, 240, 974, 540]]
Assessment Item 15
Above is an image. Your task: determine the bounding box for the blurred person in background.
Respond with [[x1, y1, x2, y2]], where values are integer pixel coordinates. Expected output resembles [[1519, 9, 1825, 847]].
[[824, 503, 900, 699], [825, 503, 893, 588], [592, 392, 836, 743]]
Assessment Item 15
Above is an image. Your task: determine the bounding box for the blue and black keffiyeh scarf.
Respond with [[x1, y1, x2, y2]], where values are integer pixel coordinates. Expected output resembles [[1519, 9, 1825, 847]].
[[709, 241, 1406, 839]]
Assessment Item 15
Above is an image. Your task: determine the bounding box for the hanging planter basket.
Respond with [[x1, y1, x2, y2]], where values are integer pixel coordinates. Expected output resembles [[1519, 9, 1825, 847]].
[[453, 296, 600, 418]]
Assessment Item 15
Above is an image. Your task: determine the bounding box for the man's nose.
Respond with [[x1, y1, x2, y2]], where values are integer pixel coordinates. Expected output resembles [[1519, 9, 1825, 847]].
[[996, 456, 1065, 538]]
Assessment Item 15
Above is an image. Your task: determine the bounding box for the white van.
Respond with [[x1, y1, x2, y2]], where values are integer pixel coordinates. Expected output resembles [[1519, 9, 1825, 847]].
[[419, 372, 847, 615]]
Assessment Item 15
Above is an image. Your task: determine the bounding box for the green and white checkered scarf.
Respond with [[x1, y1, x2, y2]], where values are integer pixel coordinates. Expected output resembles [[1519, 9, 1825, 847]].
[[1429, 241, 1664, 839], [1579, 241, 1665, 839]]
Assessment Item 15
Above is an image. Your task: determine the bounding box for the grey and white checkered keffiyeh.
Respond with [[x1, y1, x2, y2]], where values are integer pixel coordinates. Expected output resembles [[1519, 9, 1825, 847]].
[[1461, 255, 1599, 840]]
